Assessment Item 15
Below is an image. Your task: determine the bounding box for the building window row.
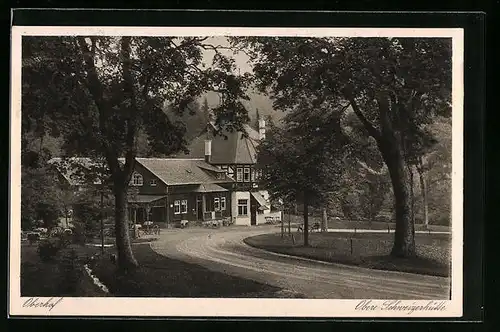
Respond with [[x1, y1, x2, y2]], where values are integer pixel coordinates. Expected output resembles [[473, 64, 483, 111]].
[[220, 165, 257, 182], [129, 173, 158, 187], [213, 197, 226, 211], [174, 199, 188, 215]]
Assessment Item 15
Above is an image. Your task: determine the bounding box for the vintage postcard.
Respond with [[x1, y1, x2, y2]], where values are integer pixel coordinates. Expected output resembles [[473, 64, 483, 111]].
[[9, 26, 463, 318]]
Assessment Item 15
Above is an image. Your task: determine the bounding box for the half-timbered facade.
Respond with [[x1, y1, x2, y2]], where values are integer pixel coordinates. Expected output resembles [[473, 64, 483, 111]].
[[181, 118, 280, 225], [49, 117, 281, 228]]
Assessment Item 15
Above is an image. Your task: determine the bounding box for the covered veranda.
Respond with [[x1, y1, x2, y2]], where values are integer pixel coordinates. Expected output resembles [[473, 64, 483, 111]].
[[192, 183, 229, 222], [128, 195, 167, 226]]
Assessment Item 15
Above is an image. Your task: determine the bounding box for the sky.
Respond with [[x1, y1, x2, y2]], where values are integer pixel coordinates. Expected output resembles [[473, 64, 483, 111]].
[[200, 36, 253, 74], [197, 36, 283, 124]]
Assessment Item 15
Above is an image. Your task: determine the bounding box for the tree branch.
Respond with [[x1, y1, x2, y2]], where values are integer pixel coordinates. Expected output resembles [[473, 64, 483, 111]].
[[357, 160, 388, 176], [347, 97, 381, 141], [76, 37, 120, 175]]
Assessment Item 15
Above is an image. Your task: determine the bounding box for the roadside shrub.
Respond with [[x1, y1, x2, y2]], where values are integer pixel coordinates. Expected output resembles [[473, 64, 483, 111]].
[[37, 239, 62, 262], [71, 223, 87, 245], [27, 232, 40, 245]]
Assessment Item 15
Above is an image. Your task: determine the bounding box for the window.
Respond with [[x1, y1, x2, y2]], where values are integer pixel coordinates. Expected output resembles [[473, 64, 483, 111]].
[[150, 179, 157, 186], [243, 167, 250, 182], [214, 197, 220, 211], [131, 172, 143, 186], [251, 169, 255, 182], [238, 199, 248, 216], [236, 168, 243, 182], [221, 197, 226, 211], [174, 200, 180, 214], [181, 200, 188, 214], [217, 172, 225, 180]]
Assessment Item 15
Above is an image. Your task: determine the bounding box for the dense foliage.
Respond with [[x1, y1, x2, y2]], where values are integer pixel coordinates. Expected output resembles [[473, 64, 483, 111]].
[[23, 36, 251, 268], [234, 36, 452, 257]]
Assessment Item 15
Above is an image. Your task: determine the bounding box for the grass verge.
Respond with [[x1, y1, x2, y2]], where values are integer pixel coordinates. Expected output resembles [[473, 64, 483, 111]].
[[91, 243, 296, 297], [21, 243, 108, 297], [281, 215, 450, 232], [244, 232, 451, 277]]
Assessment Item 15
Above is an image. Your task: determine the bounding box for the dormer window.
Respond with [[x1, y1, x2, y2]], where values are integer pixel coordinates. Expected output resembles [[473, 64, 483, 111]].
[[130, 172, 143, 186]]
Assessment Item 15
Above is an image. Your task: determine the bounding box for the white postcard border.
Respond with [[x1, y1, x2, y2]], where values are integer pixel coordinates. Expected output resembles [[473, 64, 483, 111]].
[[9, 26, 464, 318]]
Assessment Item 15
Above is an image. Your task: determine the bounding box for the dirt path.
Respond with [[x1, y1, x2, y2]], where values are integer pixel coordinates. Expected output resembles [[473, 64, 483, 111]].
[[151, 227, 450, 299]]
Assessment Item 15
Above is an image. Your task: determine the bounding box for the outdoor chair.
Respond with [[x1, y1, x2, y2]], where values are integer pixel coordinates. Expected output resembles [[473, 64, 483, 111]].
[[310, 222, 321, 232]]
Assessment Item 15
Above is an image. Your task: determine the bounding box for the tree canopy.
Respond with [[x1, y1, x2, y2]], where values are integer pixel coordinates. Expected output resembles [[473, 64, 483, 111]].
[[22, 36, 251, 268], [233, 36, 452, 257]]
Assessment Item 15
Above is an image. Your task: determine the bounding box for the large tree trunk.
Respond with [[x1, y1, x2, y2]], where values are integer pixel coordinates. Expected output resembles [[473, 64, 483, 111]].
[[114, 185, 138, 269], [381, 144, 416, 258], [345, 89, 416, 258], [375, 92, 415, 258], [417, 164, 429, 227], [303, 196, 310, 247]]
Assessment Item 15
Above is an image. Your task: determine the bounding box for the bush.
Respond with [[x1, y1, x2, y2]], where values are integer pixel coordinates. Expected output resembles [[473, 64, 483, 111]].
[[27, 232, 40, 245], [56, 231, 72, 249], [71, 221, 92, 245], [37, 239, 62, 262]]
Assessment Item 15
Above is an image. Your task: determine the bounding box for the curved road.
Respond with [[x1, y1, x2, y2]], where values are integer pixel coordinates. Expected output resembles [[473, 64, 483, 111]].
[[150, 227, 450, 299]]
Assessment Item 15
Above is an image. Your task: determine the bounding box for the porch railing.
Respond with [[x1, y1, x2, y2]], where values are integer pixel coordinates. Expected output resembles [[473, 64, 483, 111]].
[[203, 211, 224, 220]]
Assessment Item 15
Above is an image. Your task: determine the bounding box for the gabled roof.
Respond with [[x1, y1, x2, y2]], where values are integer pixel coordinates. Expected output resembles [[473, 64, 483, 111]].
[[48, 157, 107, 186], [49, 157, 232, 187], [181, 123, 261, 164], [134, 158, 231, 186], [251, 191, 270, 210], [192, 183, 229, 193], [128, 195, 167, 204]]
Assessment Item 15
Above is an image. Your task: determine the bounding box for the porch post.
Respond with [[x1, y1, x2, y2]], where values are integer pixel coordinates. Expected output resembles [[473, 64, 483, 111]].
[[165, 197, 169, 228], [202, 194, 206, 221]]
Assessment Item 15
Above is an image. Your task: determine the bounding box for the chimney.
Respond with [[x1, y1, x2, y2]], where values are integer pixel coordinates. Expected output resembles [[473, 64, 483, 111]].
[[204, 139, 212, 163], [258, 118, 266, 140]]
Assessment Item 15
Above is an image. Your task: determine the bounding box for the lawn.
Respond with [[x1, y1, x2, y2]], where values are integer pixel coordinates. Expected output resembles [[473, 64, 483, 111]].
[[90, 243, 298, 298], [21, 243, 107, 297], [244, 232, 451, 277]]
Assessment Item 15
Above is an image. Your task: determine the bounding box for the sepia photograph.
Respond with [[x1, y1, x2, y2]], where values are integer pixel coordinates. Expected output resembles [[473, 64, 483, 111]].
[[9, 26, 464, 317]]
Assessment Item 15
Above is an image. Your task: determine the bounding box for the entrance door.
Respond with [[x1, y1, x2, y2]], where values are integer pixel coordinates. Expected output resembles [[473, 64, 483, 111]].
[[250, 198, 257, 225], [196, 195, 203, 220]]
